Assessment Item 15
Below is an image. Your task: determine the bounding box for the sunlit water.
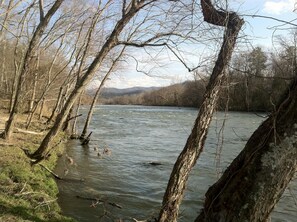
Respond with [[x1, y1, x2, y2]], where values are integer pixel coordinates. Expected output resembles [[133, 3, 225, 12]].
[[55, 105, 297, 222]]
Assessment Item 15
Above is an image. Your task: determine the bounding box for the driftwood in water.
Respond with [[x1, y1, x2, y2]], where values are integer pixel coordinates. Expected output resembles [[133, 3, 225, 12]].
[[76, 195, 122, 209], [81, 132, 92, 145], [148, 162, 163, 166], [38, 163, 63, 180], [38, 163, 85, 182]]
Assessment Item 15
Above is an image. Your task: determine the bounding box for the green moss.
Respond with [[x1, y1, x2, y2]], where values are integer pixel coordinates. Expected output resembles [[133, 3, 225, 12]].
[[0, 112, 76, 222]]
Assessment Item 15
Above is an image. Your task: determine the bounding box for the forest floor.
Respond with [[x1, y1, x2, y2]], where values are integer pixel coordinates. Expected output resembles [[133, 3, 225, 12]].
[[0, 108, 75, 222]]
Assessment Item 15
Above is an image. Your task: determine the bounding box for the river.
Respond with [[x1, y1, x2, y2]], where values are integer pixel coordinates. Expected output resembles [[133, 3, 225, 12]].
[[55, 105, 297, 222]]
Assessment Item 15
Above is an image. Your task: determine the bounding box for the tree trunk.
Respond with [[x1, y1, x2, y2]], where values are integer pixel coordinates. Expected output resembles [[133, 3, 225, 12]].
[[0, 0, 13, 98], [39, 97, 45, 120], [60, 83, 70, 113], [80, 46, 126, 139], [157, 1, 244, 221], [47, 86, 63, 123], [1, 42, 6, 91], [9, 5, 31, 113], [244, 74, 250, 111], [1, 0, 64, 140], [80, 85, 100, 139], [28, 59, 39, 113], [71, 92, 83, 135], [196, 74, 297, 221], [30, 1, 148, 163], [62, 106, 73, 132]]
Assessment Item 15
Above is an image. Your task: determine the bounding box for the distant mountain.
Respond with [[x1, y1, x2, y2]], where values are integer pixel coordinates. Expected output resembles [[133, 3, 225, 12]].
[[87, 86, 161, 98]]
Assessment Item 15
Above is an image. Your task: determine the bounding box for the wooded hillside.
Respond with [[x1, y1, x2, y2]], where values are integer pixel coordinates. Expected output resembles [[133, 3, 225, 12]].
[[101, 45, 296, 112]]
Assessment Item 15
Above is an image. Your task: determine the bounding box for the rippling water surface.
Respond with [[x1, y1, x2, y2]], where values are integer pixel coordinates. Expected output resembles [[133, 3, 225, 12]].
[[55, 105, 297, 222]]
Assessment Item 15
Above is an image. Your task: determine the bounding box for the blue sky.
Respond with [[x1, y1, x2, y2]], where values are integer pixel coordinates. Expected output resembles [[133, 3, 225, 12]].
[[105, 0, 297, 89], [237, 0, 296, 45]]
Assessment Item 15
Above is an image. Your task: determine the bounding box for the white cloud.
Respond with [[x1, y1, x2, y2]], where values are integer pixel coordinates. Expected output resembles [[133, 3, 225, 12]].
[[105, 73, 172, 89], [263, 0, 295, 15]]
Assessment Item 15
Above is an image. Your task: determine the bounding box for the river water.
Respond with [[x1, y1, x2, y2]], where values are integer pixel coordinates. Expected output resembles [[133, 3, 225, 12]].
[[55, 105, 297, 222]]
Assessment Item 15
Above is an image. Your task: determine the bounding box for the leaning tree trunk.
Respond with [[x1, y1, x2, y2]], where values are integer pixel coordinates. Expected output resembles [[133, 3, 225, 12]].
[[157, 1, 244, 221], [47, 86, 63, 124], [28, 55, 39, 114], [30, 1, 148, 163], [196, 71, 297, 221], [80, 82, 102, 139], [71, 91, 83, 135], [80, 46, 126, 139]]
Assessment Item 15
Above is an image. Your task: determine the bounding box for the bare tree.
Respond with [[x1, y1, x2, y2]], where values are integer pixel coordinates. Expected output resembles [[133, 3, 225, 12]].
[[29, 0, 180, 163], [158, 1, 244, 221], [80, 46, 126, 139], [0, 0, 14, 91], [8, 2, 35, 113], [195, 32, 297, 222], [1, 0, 65, 140]]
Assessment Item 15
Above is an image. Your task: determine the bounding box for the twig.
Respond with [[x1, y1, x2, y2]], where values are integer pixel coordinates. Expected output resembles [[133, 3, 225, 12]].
[[34, 198, 57, 209], [241, 14, 297, 27], [132, 218, 147, 222], [66, 114, 82, 122], [38, 163, 63, 180], [76, 195, 123, 209]]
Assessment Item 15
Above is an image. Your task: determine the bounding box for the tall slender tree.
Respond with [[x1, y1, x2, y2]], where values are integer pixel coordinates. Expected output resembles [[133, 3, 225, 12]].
[[158, 1, 244, 221], [30, 0, 174, 163], [195, 32, 297, 222], [1, 0, 65, 140], [80, 46, 126, 139]]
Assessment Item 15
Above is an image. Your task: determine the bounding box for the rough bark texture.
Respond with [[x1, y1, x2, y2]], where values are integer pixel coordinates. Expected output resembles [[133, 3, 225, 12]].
[[80, 84, 101, 139], [196, 74, 297, 221], [157, 1, 244, 221], [47, 86, 63, 124], [71, 92, 83, 135]]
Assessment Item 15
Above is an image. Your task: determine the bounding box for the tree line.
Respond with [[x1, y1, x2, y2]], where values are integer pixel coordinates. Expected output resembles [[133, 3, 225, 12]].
[[0, 0, 297, 221], [102, 44, 297, 112]]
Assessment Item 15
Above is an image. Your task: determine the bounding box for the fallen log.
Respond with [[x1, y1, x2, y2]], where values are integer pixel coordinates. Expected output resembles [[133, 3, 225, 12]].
[[38, 163, 63, 180], [38, 163, 85, 182], [15, 128, 45, 135]]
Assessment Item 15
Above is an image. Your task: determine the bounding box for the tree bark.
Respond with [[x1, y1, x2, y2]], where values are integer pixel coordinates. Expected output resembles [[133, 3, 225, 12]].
[[196, 73, 297, 221], [28, 55, 40, 114], [80, 47, 126, 139], [47, 86, 63, 123], [71, 91, 83, 135], [38, 97, 45, 120], [158, 1, 244, 221], [9, 4, 32, 113]]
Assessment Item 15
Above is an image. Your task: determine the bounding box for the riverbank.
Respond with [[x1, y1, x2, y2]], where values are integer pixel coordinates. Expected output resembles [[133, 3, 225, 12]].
[[0, 109, 75, 222]]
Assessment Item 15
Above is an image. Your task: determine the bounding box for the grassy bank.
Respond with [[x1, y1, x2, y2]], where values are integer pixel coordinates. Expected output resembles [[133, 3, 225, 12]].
[[0, 109, 75, 222]]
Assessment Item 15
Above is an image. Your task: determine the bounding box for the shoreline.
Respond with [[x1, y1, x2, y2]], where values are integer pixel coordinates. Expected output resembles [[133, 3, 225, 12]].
[[0, 109, 75, 222]]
